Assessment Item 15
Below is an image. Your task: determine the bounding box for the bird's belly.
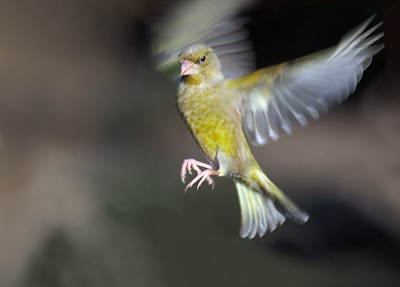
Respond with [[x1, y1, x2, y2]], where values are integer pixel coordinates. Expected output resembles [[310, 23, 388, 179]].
[[184, 107, 251, 176]]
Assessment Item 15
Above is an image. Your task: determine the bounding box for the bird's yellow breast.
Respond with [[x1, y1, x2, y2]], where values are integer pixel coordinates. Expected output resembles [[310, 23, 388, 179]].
[[177, 82, 245, 165]]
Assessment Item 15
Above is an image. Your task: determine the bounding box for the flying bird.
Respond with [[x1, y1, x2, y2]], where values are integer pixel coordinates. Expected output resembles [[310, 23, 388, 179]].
[[153, 5, 384, 238]]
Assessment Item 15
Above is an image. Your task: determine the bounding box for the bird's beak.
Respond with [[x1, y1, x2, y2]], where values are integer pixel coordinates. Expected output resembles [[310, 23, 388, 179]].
[[180, 60, 198, 76]]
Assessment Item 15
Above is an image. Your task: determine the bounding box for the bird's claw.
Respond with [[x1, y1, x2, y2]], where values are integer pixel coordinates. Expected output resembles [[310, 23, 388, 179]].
[[181, 158, 212, 183], [184, 169, 219, 192], [181, 159, 218, 191]]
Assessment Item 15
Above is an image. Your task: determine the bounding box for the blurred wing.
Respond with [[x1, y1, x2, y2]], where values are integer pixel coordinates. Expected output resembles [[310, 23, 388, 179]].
[[227, 15, 384, 146], [152, 0, 255, 80]]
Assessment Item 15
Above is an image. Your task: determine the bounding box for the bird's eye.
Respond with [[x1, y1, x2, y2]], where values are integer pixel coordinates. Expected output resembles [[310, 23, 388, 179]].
[[199, 55, 206, 62]]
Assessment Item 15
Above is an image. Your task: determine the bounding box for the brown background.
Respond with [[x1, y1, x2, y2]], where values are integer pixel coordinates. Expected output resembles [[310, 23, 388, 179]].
[[0, 1, 399, 287]]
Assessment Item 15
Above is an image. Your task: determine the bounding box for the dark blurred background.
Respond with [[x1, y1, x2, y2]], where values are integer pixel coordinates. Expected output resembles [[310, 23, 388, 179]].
[[1, 0, 399, 287]]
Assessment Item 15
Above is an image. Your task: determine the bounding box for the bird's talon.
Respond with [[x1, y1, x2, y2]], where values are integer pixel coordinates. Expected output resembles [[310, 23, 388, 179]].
[[192, 165, 201, 174], [206, 177, 214, 186], [184, 183, 191, 192], [181, 159, 219, 191]]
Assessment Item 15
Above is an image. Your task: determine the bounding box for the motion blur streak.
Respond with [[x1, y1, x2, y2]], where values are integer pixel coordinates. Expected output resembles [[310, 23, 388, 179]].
[[0, 1, 399, 287]]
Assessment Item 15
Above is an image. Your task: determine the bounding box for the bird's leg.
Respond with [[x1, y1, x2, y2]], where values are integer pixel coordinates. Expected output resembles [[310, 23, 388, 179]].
[[181, 159, 213, 182], [185, 169, 220, 192], [181, 159, 218, 191]]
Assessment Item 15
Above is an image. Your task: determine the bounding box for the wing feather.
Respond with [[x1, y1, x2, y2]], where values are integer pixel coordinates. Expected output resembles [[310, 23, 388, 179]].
[[229, 16, 384, 146], [152, 0, 255, 80]]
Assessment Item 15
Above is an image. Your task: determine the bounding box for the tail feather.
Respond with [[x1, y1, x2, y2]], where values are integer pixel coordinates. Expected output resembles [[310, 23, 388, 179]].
[[234, 173, 309, 239], [258, 169, 309, 224]]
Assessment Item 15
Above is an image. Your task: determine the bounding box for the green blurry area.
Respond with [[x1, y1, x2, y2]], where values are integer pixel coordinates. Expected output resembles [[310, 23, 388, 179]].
[[0, 1, 399, 287]]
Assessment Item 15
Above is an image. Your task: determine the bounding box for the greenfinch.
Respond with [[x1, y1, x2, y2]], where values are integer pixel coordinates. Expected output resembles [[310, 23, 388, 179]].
[[175, 16, 384, 239]]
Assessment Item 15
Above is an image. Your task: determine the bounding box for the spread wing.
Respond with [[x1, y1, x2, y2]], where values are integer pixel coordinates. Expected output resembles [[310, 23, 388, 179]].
[[226, 16, 384, 146], [152, 0, 255, 80]]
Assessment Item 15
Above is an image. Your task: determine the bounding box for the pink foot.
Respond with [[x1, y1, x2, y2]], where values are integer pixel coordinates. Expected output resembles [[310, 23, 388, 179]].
[[185, 169, 220, 191], [180, 159, 219, 191], [181, 159, 212, 183]]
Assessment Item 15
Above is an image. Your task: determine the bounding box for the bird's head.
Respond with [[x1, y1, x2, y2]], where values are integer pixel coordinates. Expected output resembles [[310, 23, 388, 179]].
[[178, 44, 224, 84]]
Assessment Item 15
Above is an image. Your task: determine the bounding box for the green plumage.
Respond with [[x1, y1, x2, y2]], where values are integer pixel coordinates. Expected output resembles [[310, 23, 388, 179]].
[[175, 16, 383, 238]]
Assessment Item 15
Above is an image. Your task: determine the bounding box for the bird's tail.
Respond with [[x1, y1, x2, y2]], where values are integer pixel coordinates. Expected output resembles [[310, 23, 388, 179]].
[[234, 169, 309, 239]]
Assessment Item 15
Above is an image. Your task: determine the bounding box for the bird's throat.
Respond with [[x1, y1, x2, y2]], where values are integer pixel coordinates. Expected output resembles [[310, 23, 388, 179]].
[[183, 74, 204, 86]]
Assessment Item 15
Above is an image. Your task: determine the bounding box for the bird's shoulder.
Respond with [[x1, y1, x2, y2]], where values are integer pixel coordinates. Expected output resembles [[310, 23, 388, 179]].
[[224, 63, 287, 91]]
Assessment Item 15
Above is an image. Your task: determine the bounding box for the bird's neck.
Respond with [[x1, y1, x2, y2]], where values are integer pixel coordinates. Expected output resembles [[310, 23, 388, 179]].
[[181, 73, 224, 86], [182, 74, 204, 86]]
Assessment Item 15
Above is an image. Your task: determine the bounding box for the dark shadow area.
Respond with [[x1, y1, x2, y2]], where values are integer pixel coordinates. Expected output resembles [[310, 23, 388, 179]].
[[269, 196, 400, 267]]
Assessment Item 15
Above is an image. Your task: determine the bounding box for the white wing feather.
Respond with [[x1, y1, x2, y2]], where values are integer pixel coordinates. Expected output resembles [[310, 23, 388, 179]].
[[239, 16, 384, 146]]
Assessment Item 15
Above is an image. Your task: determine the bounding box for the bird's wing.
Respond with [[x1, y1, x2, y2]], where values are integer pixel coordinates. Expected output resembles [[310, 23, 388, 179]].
[[226, 15, 384, 146], [152, 0, 255, 80]]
